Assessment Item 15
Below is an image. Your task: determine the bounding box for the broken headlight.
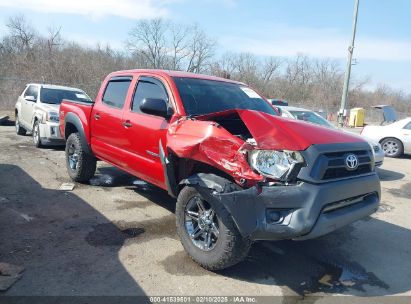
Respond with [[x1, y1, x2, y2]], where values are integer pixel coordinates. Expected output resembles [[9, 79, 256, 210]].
[[249, 150, 304, 180]]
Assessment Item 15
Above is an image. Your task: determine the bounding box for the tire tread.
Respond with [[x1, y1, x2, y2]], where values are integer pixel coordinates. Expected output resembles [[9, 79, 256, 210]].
[[15, 114, 26, 135], [381, 137, 404, 158], [176, 186, 251, 271], [66, 133, 96, 182]]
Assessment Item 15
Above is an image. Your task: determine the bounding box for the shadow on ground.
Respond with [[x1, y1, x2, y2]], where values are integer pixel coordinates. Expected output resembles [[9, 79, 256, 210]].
[[160, 217, 411, 296], [84, 166, 411, 296], [90, 166, 176, 213], [0, 164, 147, 297], [377, 168, 405, 181]]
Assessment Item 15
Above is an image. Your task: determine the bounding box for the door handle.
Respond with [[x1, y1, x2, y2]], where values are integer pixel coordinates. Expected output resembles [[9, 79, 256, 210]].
[[94, 113, 101, 120], [122, 120, 132, 128]]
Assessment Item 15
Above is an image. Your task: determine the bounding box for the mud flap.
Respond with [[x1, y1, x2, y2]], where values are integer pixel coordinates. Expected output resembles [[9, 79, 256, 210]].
[[64, 112, 93, 155]]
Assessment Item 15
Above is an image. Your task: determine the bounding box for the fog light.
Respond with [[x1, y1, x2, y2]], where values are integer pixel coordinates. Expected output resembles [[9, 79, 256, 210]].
[[266, 210, 283, 223]]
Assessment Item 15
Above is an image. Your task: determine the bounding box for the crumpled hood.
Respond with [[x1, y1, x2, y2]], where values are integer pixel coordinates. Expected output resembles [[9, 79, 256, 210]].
[[167, 109, 365, 186], [198, 109, 364, 151]]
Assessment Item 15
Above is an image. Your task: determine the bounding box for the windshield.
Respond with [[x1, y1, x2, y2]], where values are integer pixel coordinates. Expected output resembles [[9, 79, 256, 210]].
[[40, 88, 91, 104], [289, 110, 334, 128], [173, 77, 277, 116]]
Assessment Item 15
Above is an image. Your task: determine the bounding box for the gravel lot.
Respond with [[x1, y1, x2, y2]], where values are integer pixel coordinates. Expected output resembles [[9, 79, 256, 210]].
[[1, 124, 411, 299]]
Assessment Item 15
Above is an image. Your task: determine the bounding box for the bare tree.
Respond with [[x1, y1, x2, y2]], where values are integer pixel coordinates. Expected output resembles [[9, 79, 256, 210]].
[[127, 18, 168, 68], [6, 14, 36, 53], [186, 25, 216, 73], [261, 57, 283, 85], [127, 19, 215, 72], [1, 13, 410, 116], [46, 26, 62, 55], [169, 23, 190, 70]]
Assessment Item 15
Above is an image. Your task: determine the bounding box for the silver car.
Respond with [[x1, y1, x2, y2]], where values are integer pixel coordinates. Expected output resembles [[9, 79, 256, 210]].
[[15, 84, 91, 147], [278, 106, 385, 167], [361, 118, 411, 158]]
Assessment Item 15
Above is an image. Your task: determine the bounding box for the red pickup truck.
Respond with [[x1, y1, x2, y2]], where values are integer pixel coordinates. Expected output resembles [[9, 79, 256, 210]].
[[59, 69, 380, 270]]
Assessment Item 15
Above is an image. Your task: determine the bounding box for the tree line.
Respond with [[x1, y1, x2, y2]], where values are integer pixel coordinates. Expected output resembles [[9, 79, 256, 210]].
[[1, 14, 410, 118]]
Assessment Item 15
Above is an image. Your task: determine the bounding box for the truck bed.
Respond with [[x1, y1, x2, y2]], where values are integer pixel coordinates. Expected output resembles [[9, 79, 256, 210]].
[[59, 99, 94, 141]]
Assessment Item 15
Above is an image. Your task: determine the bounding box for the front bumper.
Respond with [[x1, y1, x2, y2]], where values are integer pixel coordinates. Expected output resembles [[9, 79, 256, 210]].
[[39, 121, 65, 145], [206, 173, 380, 241], [374, 149, 385, 167]]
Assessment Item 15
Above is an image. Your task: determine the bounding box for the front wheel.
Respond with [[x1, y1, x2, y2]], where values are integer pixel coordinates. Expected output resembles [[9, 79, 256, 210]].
[[381, 138, 403, 158], [176, 186, 251, 270], [65, 132, 96, 182], [32, 120, 43, 148], [15, 114, 26, 135]]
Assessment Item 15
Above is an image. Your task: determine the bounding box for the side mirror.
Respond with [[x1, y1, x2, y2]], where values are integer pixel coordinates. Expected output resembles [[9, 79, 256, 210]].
[[24, 95, 36, 102], [140, 98, 172, 119], [275, 106, 282, 115]]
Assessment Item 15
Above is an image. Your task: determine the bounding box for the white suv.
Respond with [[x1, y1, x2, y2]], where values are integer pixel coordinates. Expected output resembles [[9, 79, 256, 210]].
[[15, 84, 91, 147]]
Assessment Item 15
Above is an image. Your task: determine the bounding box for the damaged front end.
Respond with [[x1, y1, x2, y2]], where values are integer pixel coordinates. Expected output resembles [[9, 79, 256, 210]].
[[164, 109, 380, 241], [181, 172, 380, 241], [166, 109, 312, 188]]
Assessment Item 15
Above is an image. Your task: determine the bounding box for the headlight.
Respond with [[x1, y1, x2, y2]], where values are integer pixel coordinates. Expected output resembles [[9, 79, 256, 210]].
[[46, 112, 59, 123], [249, 150, 304, 180], [373, 144, 381, 153]]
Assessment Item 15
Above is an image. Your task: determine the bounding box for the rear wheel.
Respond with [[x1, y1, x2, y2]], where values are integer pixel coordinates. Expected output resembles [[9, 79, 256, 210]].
[[15, 114, 26, 135], [381, 138, 403, 158], [32, 120, 43, 148], [176, 186, 251, 270], [65, 132, 96, 182]]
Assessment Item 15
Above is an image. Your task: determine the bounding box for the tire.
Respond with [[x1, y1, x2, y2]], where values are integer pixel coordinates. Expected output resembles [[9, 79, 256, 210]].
[[176, 186, 251, 270], [32, 120, 43, 148], [15, 114, 26, 135], [380, 137, 403, 158], [65, 132, 96, 182]]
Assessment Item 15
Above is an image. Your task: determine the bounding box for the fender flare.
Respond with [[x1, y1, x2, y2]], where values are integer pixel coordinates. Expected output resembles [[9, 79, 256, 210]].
[[180, 173, 238, 193], [64, 112, 92, 155]]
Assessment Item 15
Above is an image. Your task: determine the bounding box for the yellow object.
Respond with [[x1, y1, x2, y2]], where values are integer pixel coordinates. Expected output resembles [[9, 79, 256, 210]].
[[349, 107, 365, 127]]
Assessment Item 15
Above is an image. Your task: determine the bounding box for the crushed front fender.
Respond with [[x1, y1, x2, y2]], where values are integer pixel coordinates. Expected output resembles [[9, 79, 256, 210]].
[[167, 117, 262, 185]]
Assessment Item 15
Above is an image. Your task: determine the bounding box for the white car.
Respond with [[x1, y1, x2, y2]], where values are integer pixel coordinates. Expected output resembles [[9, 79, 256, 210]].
[[278, 106, 385, 166], [15, 84, 91, 147], [361, 118, 411, 158]]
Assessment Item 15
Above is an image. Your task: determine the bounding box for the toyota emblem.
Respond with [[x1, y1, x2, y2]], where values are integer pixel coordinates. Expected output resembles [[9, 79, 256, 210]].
[[345, 154, 359, 170]]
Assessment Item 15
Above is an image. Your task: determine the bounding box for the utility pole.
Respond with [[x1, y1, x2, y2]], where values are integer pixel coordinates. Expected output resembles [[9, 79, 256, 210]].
[[338, 0, 360, 127]]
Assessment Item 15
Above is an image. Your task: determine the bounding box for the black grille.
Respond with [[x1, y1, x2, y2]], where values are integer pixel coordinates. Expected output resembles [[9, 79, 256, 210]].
[[310, 149, 374, 181], [323, 150, 368, 158], [323, 164, 371, 180]]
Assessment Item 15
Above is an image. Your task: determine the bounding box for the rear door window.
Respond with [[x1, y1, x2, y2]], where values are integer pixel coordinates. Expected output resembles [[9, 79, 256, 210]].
[[102, 77, 132, 109]]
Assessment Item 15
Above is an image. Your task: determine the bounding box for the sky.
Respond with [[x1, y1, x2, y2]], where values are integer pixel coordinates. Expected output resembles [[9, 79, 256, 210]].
[[0, 0, 410, 93]]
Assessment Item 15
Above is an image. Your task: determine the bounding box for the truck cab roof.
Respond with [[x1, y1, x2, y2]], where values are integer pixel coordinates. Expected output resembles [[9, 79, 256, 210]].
[[107, 69, 245, 85], [26, 83, 86, 92]]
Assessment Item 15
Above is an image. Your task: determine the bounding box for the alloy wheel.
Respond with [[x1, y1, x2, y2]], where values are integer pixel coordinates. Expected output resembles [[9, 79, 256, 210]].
[[68, 143, 79, 170], [33, 123, 39, 145], [15, 117, 19, 133], [382, 140, 399, 156], [184, 196, 219, 251]]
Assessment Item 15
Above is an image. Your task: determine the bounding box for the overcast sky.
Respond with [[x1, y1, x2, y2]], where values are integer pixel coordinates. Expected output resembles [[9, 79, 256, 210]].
[[0, 0, 410, 93]]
